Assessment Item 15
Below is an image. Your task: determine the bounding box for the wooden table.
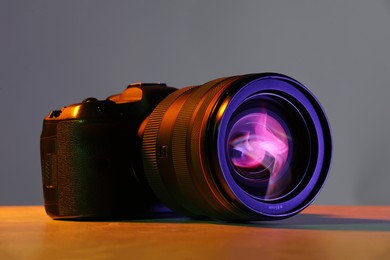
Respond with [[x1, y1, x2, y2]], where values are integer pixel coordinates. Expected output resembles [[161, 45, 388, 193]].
[[0, 206, 389, 259]]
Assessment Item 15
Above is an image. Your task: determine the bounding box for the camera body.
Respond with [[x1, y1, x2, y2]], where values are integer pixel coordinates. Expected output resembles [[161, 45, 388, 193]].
[[40, 83, 176, 218], [41, 73, 332, 221]]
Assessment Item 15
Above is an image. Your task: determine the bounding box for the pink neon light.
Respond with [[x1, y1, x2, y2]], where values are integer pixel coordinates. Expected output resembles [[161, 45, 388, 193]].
[[229, 112, 290, 183]]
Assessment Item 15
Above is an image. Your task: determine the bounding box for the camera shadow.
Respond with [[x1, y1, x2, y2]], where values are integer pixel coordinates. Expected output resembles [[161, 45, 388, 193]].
[[249, 213, 390, 232], [71, 212, 390, 232], [60, 212, 390, 232]]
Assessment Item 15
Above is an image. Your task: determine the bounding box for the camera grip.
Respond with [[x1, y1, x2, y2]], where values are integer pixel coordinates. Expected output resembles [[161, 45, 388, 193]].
[[41, 119, 150, 219]]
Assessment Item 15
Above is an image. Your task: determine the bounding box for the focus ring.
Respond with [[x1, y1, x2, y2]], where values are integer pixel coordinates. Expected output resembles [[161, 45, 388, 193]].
[[142, 86, 198, 216], [170, 76, 252, 220]]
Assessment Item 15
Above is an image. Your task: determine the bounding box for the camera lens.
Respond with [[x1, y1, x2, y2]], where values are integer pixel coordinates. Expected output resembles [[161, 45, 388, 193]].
[[142, 73, 332, 221], [225, 94, 310, 202]]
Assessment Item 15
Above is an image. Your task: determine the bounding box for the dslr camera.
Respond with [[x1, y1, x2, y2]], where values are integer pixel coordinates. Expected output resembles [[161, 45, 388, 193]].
[[40, 73, 332, 221]]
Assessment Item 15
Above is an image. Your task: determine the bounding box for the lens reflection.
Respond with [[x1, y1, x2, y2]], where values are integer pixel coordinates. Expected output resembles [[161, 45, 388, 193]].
[[227, 111, 292, 198], [228, 112, 289, 177]]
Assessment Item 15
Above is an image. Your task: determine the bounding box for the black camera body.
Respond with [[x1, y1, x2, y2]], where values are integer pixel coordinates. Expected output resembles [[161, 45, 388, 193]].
[[41, 73, 332, 221], [40, 83, 176, 218]]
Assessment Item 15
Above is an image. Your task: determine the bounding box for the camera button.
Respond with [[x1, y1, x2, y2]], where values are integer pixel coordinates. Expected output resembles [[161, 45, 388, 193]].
[[127, 82, 167, 88], [82, 97, 98, 103]]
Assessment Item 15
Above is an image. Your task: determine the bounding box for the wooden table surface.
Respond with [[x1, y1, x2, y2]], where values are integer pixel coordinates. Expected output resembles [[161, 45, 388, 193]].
[[0, 206, 389, 259]]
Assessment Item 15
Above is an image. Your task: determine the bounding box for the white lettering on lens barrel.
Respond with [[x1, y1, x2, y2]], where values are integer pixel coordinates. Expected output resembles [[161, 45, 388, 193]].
[[268, 205, 283, 210]]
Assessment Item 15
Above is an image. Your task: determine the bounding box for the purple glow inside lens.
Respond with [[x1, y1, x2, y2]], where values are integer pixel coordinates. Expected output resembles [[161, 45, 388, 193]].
[[228, 112, 290, 181]]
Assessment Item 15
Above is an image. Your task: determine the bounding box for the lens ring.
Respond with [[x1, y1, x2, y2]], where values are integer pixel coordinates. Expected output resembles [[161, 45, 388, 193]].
[[216, 76, 331, 216]]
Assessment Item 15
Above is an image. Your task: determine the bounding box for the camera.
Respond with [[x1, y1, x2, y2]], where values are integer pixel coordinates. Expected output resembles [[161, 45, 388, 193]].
[[40, 73, 332, 221]]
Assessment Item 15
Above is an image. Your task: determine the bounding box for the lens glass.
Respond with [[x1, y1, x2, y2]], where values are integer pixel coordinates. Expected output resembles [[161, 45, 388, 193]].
[[228, 111, 289, 180], [225, 93, 310, 201]]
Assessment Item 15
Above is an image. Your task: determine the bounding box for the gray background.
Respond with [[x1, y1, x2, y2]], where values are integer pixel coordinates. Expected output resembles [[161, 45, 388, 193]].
[[1, 0, 389, 206]]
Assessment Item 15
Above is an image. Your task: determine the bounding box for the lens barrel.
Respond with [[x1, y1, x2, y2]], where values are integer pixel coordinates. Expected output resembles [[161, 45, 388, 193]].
[[142, 73, 332, 221]]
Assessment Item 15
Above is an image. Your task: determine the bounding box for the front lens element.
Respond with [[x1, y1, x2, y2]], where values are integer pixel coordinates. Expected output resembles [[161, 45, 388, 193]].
[[224, 94, 311, 201], [227, 112, 289, 182]]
